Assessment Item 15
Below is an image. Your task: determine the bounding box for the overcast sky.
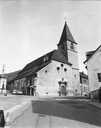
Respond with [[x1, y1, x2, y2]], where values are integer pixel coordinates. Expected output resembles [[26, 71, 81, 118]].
[[0, 0, 101, 73]]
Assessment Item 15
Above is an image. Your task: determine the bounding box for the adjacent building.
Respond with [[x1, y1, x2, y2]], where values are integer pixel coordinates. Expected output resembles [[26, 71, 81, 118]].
[[5, 70, 21, 93], [80, 72, 89, 96], [10, 22, 80, 96], [0, 70, 21, 94], [84, 45, 101, 93]]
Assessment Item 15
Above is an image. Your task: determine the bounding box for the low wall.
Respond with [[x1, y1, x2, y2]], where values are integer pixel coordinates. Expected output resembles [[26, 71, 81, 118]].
[[4, 101, 31, 127]]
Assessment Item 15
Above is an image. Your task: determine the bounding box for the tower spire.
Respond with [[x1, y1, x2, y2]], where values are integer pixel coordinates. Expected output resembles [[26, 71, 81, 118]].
[[57, 21, 77, 62], [58, 21, 76, 46]]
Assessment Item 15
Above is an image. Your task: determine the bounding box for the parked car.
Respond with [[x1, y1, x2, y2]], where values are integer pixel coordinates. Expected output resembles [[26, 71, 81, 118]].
[[12, 90, 17, 94], [12, 90, 23, 95]]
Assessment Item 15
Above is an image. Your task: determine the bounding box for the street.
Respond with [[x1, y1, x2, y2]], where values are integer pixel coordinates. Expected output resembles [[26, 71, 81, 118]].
[[32, 99, 101, 128], [1, 95, 101, 128]]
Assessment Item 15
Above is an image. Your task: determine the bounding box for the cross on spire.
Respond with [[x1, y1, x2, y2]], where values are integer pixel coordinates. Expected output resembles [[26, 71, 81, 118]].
[[64, 16, 67, 22]]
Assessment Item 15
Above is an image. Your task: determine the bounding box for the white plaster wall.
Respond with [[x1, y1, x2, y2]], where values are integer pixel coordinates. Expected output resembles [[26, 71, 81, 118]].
[[66, 42, 80, 95], [87, 47, 101, 92], [36, 60, 73, 96], [68, 51, 79, 69], [67, 41, 79, 69], [72, 69, 80, 95]]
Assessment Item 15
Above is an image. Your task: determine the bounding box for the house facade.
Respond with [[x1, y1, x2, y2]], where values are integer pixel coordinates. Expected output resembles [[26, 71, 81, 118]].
[[80, 72, 89, 96], [0, 70, 21, 94], [84, 45, 101, 93], [13, 22, 80, 96], [6, 70, 21, 93]]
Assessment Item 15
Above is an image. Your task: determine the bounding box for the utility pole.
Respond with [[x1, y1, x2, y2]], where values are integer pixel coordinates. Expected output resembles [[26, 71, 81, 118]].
[[2, 64, 5, 74], [2, 64, 7, 96]]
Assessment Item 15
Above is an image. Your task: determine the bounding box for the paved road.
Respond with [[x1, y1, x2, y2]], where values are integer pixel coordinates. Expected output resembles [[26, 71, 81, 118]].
[[6, 97, 101, 128], [32, 99, 101, 128]]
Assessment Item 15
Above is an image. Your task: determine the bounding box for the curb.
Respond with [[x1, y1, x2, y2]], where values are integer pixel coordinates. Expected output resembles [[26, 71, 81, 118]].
[[4, 101, 31, 127]]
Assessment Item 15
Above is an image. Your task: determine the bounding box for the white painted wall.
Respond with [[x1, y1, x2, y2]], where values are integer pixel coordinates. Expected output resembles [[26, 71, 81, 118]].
[[86, 46, 101, 92], [36, 60, 73, 96], [35, 60, 80, 96], [66, 41, 79, 69], [66, 41, 80, 95], [72, 69, 80, 95], [68, 51, 79, 69]]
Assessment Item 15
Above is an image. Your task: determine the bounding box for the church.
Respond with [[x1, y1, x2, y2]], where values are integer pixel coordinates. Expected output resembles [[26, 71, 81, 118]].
[[12, 22, 80, 96]]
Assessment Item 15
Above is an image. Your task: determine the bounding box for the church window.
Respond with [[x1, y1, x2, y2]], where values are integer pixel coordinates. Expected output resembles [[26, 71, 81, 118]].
[[34, 73, 37, 77], [57, 67, 60, 71], [70, 43, 74, 50], [64, 68, 67, 72], [62, 78, 64, 81], [75, 89, 77, 92], [61, 64, 64, 67], [97, 73, 101, 82], [74, 74, 76, 78], [45, 70, 47, 73]]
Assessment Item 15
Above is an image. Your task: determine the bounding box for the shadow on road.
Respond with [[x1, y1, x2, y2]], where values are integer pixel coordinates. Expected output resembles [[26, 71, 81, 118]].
[[32, 100, 101, 127]]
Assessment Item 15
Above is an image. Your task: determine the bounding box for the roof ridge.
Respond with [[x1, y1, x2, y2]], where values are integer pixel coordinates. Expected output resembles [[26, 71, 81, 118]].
[[84, 45, 101, 63]]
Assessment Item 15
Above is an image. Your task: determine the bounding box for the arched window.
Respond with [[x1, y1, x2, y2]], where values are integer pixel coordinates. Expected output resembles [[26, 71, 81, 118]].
[[61, 64, 64, 67], [62, 78, 64, 81], [57, 67, 60, 71], [45, 70, 47, 73], [70, 43, 74, 50], [74, 74, 76, 78], [64, 68, 67, 72]]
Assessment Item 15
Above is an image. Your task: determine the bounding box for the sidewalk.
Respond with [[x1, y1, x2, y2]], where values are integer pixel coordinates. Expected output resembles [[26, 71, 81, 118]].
[[0, 95, 19, 110], [0, 95, 39, 110]]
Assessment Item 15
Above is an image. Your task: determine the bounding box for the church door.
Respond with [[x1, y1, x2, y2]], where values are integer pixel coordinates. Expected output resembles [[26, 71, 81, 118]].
[[58, 81, 67, 96]]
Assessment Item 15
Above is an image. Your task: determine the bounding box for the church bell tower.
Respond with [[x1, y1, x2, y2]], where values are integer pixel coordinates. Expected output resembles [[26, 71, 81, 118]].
[[57, 21, 80, 95], [57, 21, 79, 70]]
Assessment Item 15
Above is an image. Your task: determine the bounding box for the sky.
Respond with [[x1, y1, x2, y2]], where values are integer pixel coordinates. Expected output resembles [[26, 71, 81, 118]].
[[0, 0, 101, 73]]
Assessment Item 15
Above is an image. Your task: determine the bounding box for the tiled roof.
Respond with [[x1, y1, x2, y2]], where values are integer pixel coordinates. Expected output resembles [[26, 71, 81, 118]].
[[16, 48, 72, 79], [84, 45, 101, 63], [52, 49, 72, 66], [0, 70, 21, 83], [58, 21, 77, 46], [16, 50, 55, 79], [16, 61, 50, 79]]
